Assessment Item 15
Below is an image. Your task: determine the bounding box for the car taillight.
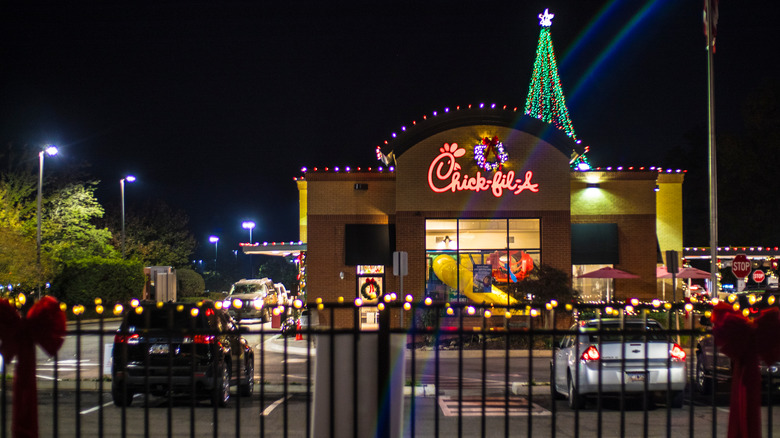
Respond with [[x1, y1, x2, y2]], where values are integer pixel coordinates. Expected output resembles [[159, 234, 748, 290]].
[[670, 343, 686, 362], [114, 333, 139, 344], [580, 345, 600, 362], [193, 335, 216, 344]]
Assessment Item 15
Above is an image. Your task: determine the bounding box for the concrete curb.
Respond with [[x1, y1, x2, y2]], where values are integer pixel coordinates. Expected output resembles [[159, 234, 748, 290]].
[[264, 334, 555, 359]]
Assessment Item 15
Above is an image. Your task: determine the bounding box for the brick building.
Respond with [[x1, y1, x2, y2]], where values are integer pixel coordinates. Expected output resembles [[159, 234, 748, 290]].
[[295, 107, 684, 328]]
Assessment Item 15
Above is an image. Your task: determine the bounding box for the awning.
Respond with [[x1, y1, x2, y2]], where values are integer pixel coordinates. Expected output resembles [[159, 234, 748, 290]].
[[344, 224, 396, 266], [571, 223, 619, 265]]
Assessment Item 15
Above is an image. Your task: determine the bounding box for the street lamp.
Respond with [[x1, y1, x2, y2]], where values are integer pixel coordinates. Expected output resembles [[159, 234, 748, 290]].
[[242, 221, 256, 277], [37, 145, 58, 298], [242, 221, 256, 243], [120, 175, 136, 258], [209, 236, 219, 271]]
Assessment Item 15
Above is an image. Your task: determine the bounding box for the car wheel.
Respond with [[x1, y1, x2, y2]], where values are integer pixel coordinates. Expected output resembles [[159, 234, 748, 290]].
[[567, 373, 585, 409], [550, 364, 565, 400], [212, 361, 231, 407], [111, 382, 134, 407], [240, 356, 254, 397], [696, 353, 712, 395]]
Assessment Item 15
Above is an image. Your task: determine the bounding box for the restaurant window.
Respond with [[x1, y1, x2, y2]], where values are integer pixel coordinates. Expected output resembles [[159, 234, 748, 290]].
[[425, 219, 540, 304]]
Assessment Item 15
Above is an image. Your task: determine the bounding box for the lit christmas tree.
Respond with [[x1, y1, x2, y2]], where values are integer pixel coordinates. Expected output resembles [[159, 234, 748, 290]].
[[524, 9, 578, 142]]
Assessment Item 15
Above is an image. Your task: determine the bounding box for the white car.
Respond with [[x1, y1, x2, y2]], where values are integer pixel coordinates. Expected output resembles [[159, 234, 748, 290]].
[[551, 318, 687, 409]]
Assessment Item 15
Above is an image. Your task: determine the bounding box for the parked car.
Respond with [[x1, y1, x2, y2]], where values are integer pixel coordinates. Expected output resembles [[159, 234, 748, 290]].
[[695, 314, 780, 394], [551, 318, 687, 409], [111, 301, 254, 407]]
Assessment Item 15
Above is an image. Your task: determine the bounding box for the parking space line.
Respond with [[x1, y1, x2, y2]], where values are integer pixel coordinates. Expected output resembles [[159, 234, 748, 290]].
[[262, 395, 293, 416]]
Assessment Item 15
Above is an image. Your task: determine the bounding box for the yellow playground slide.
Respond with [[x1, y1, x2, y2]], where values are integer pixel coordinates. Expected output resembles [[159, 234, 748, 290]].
[[431, 254, 518, 306]]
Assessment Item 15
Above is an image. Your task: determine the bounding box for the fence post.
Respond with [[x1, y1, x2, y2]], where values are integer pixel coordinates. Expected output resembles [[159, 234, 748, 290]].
[[377, 304, 390, 438]]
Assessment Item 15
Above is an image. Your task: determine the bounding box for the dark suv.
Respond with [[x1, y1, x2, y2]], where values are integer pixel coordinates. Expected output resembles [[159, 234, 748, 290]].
[[111, 301, 254, 407], [695, 302, 780, 394]]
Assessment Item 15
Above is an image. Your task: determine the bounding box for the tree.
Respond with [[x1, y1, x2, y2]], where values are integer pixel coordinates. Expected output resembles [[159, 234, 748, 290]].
[[256, 255, 298, 294], [524, 9, 577, 141], [507, 264, 576, 305], [118, 200, 196, 268], [0, 171, 54, 291], [43, 181, 118, 263], [0, 226, 53, 292], [177, 267, 205, 298]]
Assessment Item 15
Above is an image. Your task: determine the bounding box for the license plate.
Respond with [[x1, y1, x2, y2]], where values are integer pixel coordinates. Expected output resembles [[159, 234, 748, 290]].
[[149, 343, 170, 355], [626, 372, 645, 382]]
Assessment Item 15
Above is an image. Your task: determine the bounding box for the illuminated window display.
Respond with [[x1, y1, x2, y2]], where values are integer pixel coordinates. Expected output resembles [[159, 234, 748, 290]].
[[425, 219, 540, 303]]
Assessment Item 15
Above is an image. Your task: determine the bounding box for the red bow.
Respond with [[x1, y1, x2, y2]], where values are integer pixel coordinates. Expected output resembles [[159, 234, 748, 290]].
[[0, 296, 66, 438], [712, 302, 780, 438]]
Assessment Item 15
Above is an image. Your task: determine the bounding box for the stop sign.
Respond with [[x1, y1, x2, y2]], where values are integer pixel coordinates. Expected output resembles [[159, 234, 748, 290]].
[[732, 254, 751, 278], [753, 269, 766, 283]]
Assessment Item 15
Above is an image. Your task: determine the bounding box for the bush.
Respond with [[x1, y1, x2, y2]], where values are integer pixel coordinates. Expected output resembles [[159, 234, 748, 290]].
[[51, 257, 144, 306], [177, 267, 205, 298]]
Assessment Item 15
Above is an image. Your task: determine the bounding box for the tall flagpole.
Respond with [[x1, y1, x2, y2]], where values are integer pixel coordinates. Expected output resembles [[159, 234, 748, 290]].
[[705, 0, 719, 292]]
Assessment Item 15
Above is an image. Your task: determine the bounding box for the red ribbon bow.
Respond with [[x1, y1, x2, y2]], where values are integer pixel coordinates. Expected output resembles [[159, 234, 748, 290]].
[[0, 296, 66, 438], [712, 302, 780, 438]]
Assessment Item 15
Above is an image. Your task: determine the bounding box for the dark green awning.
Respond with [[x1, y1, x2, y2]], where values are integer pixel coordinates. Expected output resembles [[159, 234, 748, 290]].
[[571, 223, 619, 265]]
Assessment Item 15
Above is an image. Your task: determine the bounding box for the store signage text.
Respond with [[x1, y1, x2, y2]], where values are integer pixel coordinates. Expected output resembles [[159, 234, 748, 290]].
[[427, 143, 539, 197]]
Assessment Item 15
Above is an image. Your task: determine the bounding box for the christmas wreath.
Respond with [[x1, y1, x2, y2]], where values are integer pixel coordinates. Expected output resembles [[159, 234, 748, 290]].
[[361, 278, 380, 300], [474, 135, 508, 172]]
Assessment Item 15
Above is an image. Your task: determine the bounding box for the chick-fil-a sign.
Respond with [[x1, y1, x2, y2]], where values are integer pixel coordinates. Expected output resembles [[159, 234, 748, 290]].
[[427, 143, 539, 197]]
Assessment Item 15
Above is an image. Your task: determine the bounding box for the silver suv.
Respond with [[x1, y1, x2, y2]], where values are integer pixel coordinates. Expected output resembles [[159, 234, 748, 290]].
[[551, 318, 687, 409]]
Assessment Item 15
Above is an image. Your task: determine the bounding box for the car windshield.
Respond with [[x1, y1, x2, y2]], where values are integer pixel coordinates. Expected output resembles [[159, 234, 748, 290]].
[[230, 284, 264, 295], [583, 321, 668, 342]]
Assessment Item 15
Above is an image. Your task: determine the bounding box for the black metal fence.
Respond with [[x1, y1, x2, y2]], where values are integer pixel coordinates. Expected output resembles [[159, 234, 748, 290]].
[[2, 299, 779, 437]]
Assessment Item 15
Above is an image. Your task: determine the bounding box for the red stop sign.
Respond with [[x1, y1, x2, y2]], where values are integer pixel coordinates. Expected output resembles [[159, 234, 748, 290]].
[[753, 269, 765, 283], [732, 254, 751, 278]]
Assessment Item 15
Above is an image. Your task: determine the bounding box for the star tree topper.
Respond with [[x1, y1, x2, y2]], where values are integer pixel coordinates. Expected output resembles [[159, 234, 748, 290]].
[[538, 9, 554, 27]]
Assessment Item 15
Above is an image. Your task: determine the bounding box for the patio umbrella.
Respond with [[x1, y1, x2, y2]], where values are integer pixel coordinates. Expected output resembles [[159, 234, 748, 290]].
[[577, 267, 639, 301], [676, 267, 712, 279], [657, 266, 712, 297]]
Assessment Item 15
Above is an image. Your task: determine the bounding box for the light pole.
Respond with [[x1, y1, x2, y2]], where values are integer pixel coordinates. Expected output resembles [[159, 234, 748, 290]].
[[37, 145, 58, 298], [120, 175, 136, 258], [209, 236, 219, 271], [242, 221, 256, 243], [242, 221, 256, 277]]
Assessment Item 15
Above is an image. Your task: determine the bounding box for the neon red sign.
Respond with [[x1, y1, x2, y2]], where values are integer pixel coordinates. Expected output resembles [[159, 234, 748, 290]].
[[427, 143, 539, 197]]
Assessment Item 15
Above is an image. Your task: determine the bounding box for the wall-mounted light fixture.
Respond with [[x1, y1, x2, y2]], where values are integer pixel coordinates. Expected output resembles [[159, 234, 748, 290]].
[[654, 185, 660, 192], [586, 182, 600, 189]]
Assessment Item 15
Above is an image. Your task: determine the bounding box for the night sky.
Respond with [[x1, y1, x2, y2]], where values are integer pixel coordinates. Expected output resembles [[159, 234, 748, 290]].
[[1, 1, 777, 261]]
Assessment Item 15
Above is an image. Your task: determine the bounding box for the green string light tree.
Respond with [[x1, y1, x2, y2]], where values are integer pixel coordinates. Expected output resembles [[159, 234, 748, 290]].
[[524, 9, 589, 170]]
